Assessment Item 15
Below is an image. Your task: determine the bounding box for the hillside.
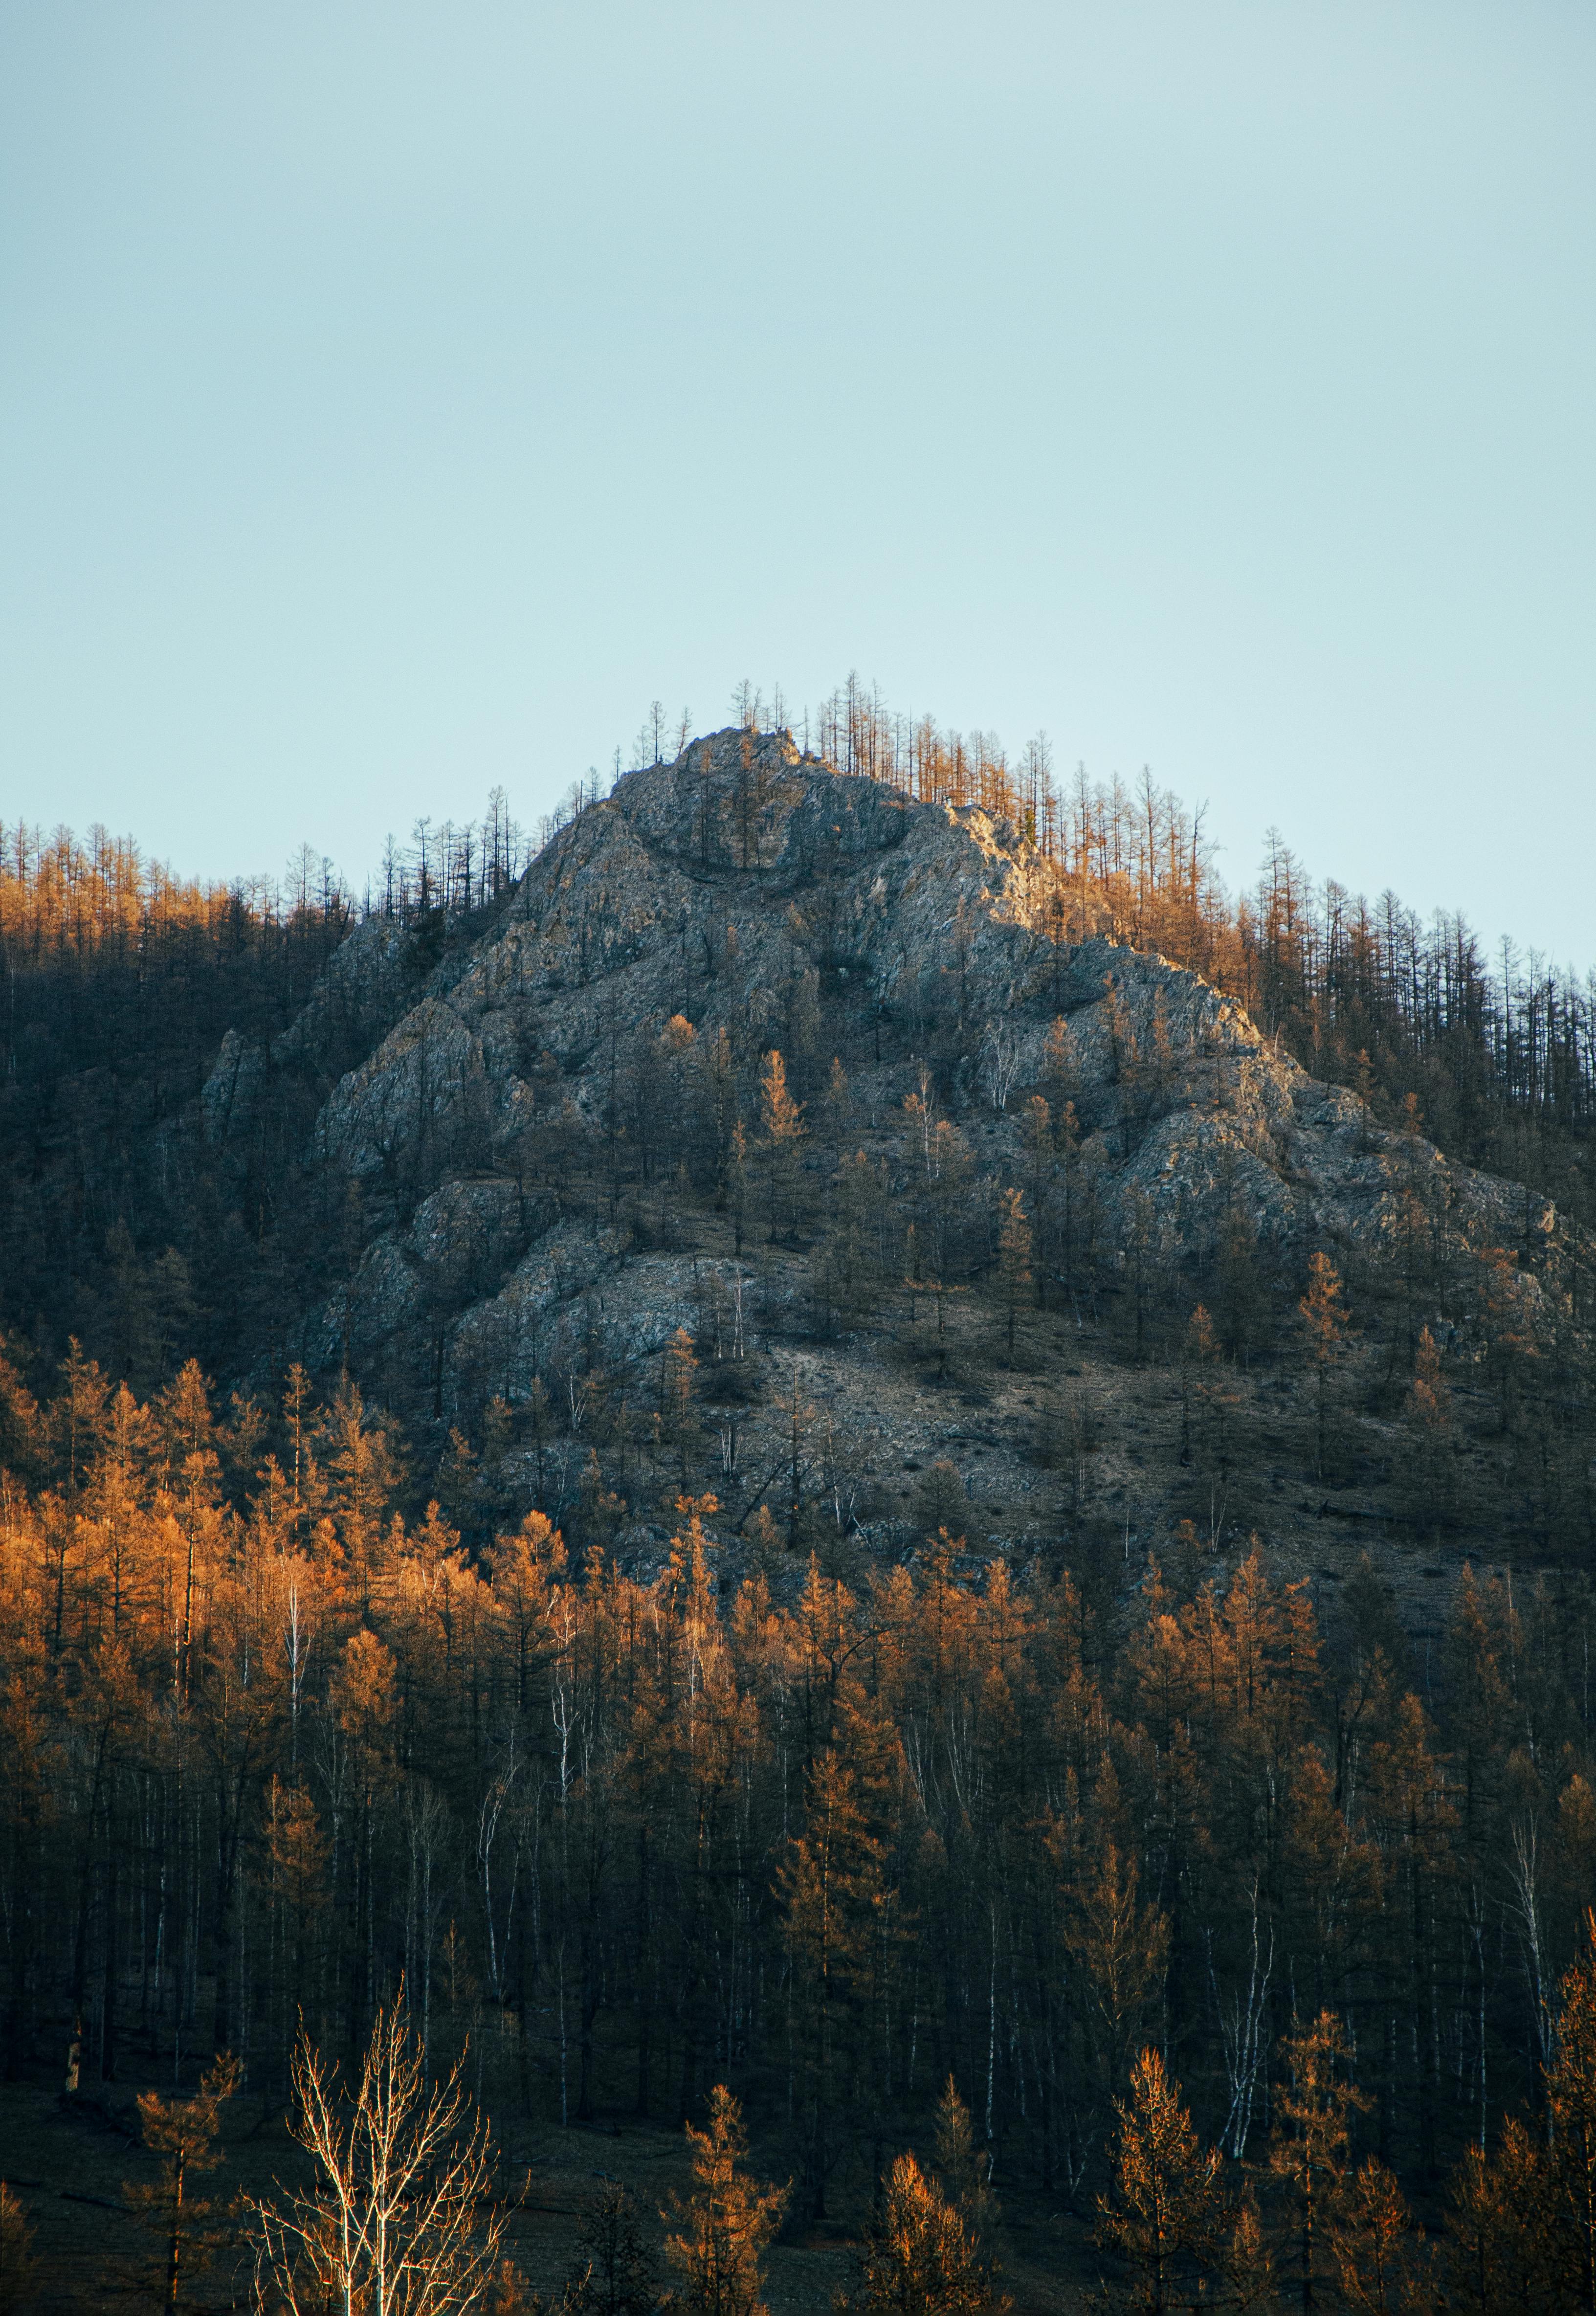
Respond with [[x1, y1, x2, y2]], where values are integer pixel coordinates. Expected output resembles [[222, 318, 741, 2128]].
[[184, 724, 1590, 1581], [2, 728, 1596, 2313]]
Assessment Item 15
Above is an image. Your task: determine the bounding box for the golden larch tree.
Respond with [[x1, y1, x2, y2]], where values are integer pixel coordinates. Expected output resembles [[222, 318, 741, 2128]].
[[662, 2085, 786, 2316], [1096, 2047, 1223, 2314]]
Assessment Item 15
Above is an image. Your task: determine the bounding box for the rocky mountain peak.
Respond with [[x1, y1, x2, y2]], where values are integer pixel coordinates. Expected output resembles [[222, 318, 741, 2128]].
[[196, 728, 1570, 1561]]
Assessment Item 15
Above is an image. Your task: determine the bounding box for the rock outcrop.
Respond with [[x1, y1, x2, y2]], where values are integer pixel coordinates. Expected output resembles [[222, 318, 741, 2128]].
[[222, 728, 1560, 1464]]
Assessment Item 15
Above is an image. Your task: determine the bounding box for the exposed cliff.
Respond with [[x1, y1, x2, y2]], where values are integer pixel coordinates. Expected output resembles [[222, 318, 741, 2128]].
[[202, 727, 1580, 1575]]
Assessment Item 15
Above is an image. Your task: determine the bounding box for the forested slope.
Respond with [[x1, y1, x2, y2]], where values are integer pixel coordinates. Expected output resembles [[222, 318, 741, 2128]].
[[2, 711, 1596, 2308]]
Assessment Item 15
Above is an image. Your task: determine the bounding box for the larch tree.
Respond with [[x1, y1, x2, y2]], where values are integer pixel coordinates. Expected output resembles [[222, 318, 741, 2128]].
[[821, 1055, 852, 1145], [660, 1326, 701, 1494], [757, 1048, 805, 1243], [1181, 1304, 1233, 1475], [995, 1189, 1031, 1364], [1068, 1836, 1170, 2104], [1403, 1326, 1454, 1534], [124, 2050, 242, 2314], [1095, 2048, 1223, 2315], [1297, 1251, 1350, 1481], [839, 2152, 1007, 2316], [1544, 1909, 1596, 2311], [1329, 2156, 1425, 2316], [1268, 2009, 1370, 2314], [560, 2182, 661, 2316], [1445, 2118, 1557, 2313], [662, 2085, 786, 2316], [932, 2076, 999, 2270], [777, 1747, 886, 2220]]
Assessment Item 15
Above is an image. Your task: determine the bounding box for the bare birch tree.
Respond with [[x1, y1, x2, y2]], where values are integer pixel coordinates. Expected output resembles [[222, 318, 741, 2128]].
[[248, 1997, 507, 2316]]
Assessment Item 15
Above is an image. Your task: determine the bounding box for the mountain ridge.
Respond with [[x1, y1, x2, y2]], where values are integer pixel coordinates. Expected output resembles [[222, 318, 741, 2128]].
[[188, 725, 1581, 1571]]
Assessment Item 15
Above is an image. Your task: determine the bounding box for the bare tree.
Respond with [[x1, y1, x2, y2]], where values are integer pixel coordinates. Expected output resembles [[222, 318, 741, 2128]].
[[978, 1018, 1022, 1114], [248, 1997, 507, 2316]]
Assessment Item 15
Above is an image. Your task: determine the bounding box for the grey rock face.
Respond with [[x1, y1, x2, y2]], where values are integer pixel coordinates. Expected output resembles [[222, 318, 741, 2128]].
[[259, 726, 1555, 1425], [200, 1028, 267, 1146]]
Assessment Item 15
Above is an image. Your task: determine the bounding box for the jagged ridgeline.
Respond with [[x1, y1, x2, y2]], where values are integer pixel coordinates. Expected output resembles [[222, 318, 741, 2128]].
[[0, 715, 1593, 1563]]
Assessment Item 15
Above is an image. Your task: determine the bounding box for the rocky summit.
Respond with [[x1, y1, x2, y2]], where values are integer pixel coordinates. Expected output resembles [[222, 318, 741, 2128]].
[[200, 725, 1577, 1573]]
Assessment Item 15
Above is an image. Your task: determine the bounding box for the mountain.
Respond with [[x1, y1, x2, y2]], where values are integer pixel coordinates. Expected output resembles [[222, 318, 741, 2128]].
[[196, 725, 1585, 1574], [3, 726, 1595, 2294]]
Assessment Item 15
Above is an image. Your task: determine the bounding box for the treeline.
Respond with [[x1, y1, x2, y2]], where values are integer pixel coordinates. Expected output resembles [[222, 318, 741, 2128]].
[[375, 785, 545, 923], [0, 789, 535, 962], [0, 827, 348, 1389], [1, 1350, 1595, 2299], [0, 820, 355, 1092], [0, 801, 527, 1387], [800, 675, 1596, 1208]]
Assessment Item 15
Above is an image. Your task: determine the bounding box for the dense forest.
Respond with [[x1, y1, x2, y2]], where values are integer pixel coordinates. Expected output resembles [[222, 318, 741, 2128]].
[[1, 1350, 1596, 2307], [2, 690, 1596, 2311], [0, 799, 538, 1394]]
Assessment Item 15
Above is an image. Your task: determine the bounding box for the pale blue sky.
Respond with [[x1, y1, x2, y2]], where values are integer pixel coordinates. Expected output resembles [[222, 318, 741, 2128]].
[[2, 3, 1592, 965]]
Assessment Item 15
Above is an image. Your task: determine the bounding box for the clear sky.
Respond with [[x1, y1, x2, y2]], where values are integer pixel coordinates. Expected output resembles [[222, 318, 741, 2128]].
[[2, 3, 1592, 967]]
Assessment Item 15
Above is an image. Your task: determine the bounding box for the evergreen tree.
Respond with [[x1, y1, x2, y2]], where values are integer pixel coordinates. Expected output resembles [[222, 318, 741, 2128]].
[[1268, 2010, 1370, 2313], [662, 2086, 786, 2316], [839, 2153, 1007, 2316], [1095, 2048, 1224, 2314], [124, 2051, 241, 2313]]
